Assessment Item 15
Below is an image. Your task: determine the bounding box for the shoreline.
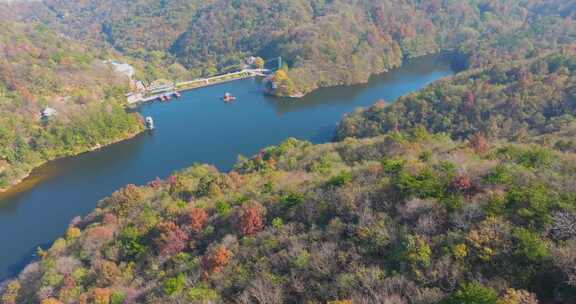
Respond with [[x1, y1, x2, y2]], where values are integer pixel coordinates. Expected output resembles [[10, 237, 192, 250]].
[[2, 52, 460, 194], [0, 128, 144, 195]]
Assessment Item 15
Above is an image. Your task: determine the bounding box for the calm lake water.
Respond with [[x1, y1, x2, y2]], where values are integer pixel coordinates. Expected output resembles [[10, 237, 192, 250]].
[[0, 54, 456, 281]]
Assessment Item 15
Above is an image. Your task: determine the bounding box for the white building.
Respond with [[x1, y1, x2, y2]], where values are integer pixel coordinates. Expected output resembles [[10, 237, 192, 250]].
[[108, 61, 135, 79], [41, 107, 57, 118]]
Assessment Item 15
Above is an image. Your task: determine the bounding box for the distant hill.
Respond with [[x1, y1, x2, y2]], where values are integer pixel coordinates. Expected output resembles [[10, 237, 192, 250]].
[[19, 0, 576, 96]]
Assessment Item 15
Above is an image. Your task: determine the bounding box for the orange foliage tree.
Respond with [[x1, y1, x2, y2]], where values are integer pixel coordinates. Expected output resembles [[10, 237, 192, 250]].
[[40, 298, 62, 304], [92, 288, 111, 304], [202, 245, 231, 275]]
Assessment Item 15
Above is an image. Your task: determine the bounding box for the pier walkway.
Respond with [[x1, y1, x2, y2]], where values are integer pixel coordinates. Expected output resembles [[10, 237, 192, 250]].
[[128, 56, 282, 105], [176, 68, 270, 91]]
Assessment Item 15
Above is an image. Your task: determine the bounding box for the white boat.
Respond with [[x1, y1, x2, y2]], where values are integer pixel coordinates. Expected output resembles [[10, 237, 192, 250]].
[[145, 116, 155, 130], [222, 92, 236, 102]]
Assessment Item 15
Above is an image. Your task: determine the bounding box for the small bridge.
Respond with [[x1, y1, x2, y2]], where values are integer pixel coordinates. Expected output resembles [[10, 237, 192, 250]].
[[175, 56, 282, 91], [175, 68, 271, 91]]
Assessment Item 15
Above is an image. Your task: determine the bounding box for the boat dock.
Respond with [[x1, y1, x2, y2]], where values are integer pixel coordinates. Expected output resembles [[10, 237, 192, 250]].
[[125, 57, 281, 106], [127, 69, 269, 106]]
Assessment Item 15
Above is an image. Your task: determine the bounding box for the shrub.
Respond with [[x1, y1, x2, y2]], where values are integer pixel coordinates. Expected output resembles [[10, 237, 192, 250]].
[[110, 291, 126, 304], [294, 250, 311, 269], [443, 282, 497, 304], [215, 201, 231, 215], [355, 217, 391, 256], [326, 171, 352, 187], [195, 175, 218, 197], [187, 285, 220, 302], [65, 227, 82, 240], [453, 244, 469, 260], [419, 151, 432, 162], [392, 234, 431, 270], [467, 217, 512, 262], [395, 169, 445, 199], [507, 185, 554, 229], [309, 155, 333, 174], [497, 146, 553, 169], [163, 273, 186, 296], [271, 217, 284, 229], [382, 158, 406, 174], [483, 166, 512, 185], [513, 228, 549, 263], [118, 226, 146, 260], [280, 191, 305, 209]]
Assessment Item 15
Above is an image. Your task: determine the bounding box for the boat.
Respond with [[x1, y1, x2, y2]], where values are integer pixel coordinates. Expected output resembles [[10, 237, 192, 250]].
[[158, 94, 171, 102], [174, 91, 181, 98], [222, 92, 236, 102], [145, 116, 155, 130]]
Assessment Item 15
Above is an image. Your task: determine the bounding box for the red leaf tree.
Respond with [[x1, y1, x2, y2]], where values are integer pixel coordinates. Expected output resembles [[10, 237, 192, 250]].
[[238, 202, 264, 236], [187, 207, 209, 234], [153, 221, 188, 258], [451, 174, 472, 193]]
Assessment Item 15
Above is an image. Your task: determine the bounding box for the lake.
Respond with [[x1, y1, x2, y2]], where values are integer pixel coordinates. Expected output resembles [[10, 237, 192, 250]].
[[0, 54, 456, 281]]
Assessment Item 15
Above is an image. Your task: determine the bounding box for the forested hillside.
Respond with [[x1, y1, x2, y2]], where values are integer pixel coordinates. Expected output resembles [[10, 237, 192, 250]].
[[38, 0, 209, 58], [3, 131, 575, 303], [337, 50, 576, 151], [0, 21, 143, 191], [23, 0, 576, 96]]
